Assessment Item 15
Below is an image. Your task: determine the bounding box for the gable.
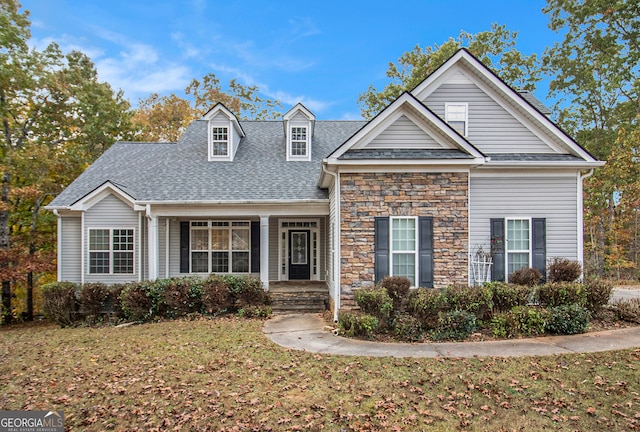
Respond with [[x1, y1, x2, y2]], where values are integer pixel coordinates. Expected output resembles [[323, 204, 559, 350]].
[[365, 114, 446, 150]]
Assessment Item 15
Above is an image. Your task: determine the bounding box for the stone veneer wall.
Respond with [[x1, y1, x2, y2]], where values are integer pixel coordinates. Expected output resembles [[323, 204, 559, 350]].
[[339, 172, 468, 304]]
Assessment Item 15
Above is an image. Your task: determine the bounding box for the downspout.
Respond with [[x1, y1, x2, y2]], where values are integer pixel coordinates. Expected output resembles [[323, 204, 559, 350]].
[[578, 169, 595, 279], [321, 162, 340, 323], [53, 209, 61, 282]]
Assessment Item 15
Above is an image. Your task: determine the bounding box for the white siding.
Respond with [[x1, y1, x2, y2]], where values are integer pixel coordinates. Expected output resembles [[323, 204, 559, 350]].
[[168, 219, 181, 277], [423, 83, 553, 154], [84, 194, 140, 284], [366, 114, 443, 149], [269, 217, 279, 281], [469, 174, 579, 262], [59, 216, 81, 282], [327, 182, 336, 295]]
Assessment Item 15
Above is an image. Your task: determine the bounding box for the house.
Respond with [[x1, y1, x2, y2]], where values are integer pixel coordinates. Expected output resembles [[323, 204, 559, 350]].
[[46, 49, 603, 320]]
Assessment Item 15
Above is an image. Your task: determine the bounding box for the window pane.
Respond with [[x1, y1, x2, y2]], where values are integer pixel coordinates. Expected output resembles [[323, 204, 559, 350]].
[[232, 229, 249, 250], [392, 218, 416, 251], [191, 230, 209, 251], [392, 253, 415, 286], [89, 229, 109, 251], [211, 252, 229, 273], [211, 229, 229, 250], [89, 252, 109, 274], [291, 127, 306, 140], [232, 252, 249, 272], [191, 252, 209, 273], [507, 220, 530, 251], [113, 229, 134, 251], [212, 127, 228, 141], [113, 252, 134, 274], [212, 142, 228, 156], [508, 252, 529, 275], [291, 141, 307, 156], [449, 121, 466, 135]]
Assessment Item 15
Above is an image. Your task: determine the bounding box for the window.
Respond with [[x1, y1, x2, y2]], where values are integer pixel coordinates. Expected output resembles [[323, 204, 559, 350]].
[[506, 219, 530, 275], [390, 218, 417, 285], [89, 229, 134, 274], [211, 127, 229, 156], [290, 126, 308, 157], [445, 103, 468, 136], [190, 221, 250, 273]]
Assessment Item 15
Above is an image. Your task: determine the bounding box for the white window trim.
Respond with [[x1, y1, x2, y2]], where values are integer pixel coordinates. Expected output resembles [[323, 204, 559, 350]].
[[189, 220, 251, 274], [278, 218, 320, 281], [505, 217, 532, 275], [87, 227, 136, 275], [287, 125, 311, 161], [389, 216, 418, 287], [208, 123, 233, 161], [445, 102, 468, 137]]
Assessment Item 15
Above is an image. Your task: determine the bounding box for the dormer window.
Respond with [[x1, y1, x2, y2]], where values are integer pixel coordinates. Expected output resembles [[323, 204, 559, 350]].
[[211, 127, 229, 156], [445, 103, 468, 136], [290, 126, 308, 157]]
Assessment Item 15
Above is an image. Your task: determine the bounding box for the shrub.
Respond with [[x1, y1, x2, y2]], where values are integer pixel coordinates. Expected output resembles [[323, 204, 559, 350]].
[[538, 282, 586, 307], [42, 282, 80, 327], [548, 257, 581, 282], [392, 314, 424, 342], [584, 278, 613, 313], [238, 305, 272, 319], [378, 276, 411, 312], [444, 285, 493, 320], [613, 298, 640, 324], [354, 286, 393, 321], [119, 282, 156, 321], [79, 283, 109, 322], [107, 284, 126, 319], [508, 267, 542, 287], [160, 277, 205, 318], [215, 275, 267, 308], [489, 282, 535, 312], [545, 304, 590, 335], [490, 312, 519, 339], [430, 310, 477, 341], [510, 306, 548, 336], [406, 288, 448, 328], [202, 276, 233, 315], [338, 311, 379, 338]]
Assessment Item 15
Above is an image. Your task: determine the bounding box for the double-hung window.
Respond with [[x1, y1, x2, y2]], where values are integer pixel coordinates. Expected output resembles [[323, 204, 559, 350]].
[[190, 221, 250, 273], [445, 103, 468, 136], [506, 219, 531, 275], [390, 217, 417, 286], [89, 228, 134, 274], [290, 126, 308, 157], [211, 126, 229, 156]]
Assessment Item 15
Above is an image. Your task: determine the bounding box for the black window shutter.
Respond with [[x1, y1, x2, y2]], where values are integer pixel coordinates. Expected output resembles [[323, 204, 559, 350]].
[[418, 216, 434, 288], [180, 221, 190, 273], [532, 218, 546, 282], [250, 221, 260, 273], [374, 217, 389, 284], [490, 218, 505, 282]]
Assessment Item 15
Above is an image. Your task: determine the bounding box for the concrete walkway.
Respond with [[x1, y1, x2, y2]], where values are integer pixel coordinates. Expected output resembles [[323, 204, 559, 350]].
[[263, 314, 640, 358]]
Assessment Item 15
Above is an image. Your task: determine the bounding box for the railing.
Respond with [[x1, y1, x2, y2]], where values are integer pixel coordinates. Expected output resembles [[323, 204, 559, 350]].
[[470, 253, 493, 285]]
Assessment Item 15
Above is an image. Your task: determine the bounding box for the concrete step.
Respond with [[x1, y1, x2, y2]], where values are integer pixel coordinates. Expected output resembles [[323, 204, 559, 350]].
[[270, 289, 329, 314]]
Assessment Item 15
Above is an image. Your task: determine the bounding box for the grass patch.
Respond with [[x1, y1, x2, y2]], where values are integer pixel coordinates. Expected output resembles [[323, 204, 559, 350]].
[[1, 318, 639, 430]]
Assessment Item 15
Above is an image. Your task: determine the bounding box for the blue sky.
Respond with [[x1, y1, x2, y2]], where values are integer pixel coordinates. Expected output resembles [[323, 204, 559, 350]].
[[22, 0, 560, 120]]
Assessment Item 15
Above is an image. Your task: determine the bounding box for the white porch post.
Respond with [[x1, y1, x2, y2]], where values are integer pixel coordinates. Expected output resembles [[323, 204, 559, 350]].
[[259, 215, 269, 290], [147, 205, 159, 281]]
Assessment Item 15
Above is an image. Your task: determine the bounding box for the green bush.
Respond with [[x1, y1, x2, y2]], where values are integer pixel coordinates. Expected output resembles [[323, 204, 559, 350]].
[[354, 286, 393, 321], [430, 310, 477, 341], [392, 314, 424, 342], [489, 282, 535, 312], [613, 298, 640, 324], [548, 257, 582, 283], [106, 284, 126, 319], [508, 267, 542, 287], [378, 276, 411, 312], [510, 306, 548, 336], [79, 283, 109, 321], [214, 275, 267, 309], [407, 288, 448, 328], [42, 282, 80, 327], [338, 311, 379, 338], [584, 278, 613, 313], [202, 276, 233, 315], [119, 282, 157, 321], [545, 304, 590, 335], [444, 285, 493, 320], [538, 282, 587, 307], [490, 312, 519, 339], [237, 305, 272, 319], [160, 277, 205, 318]]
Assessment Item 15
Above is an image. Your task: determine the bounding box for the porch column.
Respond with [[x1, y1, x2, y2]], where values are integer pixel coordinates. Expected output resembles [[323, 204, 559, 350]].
[[147, 208, 159, 281], [259, 215, 269, 290]]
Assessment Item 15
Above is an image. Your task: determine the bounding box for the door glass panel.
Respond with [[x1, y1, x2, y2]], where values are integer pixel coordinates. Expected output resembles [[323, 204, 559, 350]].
[[291, 232, 307, 265]]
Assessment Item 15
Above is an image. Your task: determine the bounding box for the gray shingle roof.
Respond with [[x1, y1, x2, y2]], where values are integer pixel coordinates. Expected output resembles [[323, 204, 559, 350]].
[[488, 153, 584, 162], [518, 91, 552, 115], [339, 149, 475, 160], [49, 120, 366, 207]]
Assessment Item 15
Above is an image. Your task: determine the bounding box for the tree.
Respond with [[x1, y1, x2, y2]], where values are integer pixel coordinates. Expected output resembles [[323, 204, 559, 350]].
[[0, 0, 134, 322], [358, 23, 542, 119], [543, 0, 640, 277]]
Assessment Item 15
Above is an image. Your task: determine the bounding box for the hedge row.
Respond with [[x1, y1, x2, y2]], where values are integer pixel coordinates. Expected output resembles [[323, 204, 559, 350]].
[[340, 278, 615, 341], [42, 275, 271, 327]]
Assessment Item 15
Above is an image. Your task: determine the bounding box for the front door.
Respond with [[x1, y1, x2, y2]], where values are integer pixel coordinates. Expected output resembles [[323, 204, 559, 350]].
[[289, 230, 310, 280]]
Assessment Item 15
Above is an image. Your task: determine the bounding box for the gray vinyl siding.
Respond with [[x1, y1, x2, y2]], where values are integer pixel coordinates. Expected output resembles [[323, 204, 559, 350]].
[[469, 175, 579, 264], [157, 217, 167, 279], [366, 114, 443, 149], [59, 216, 81, 282], [327, 182, 337, 294], [319, 216, 326, 281], [168, 219, 181, 277], [423, 83, 553, 154], [83, 194, 140, 283], [269, 217, 279, 281]]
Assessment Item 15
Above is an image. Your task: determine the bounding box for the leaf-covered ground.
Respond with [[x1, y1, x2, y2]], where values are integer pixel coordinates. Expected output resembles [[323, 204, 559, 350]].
[[1, 317, 639, 431]]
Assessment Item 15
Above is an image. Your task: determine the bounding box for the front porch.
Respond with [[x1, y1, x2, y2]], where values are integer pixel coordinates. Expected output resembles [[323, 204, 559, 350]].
[[269, 281, 329, 314]]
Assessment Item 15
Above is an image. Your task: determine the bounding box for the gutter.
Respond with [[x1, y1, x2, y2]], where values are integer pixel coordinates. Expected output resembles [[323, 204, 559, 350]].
[[321, 162, 341, 323]]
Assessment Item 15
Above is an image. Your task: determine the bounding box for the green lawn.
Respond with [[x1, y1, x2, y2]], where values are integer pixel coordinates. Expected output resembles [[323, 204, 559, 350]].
[[1, 317, 638, 431]]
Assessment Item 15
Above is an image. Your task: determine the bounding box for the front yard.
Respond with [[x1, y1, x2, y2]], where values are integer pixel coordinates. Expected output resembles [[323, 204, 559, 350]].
[[1, 317, 639, 431]]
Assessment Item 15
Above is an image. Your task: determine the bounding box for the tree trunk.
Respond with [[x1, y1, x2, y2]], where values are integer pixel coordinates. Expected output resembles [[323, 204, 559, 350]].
[[1, 172, 11, 324]]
